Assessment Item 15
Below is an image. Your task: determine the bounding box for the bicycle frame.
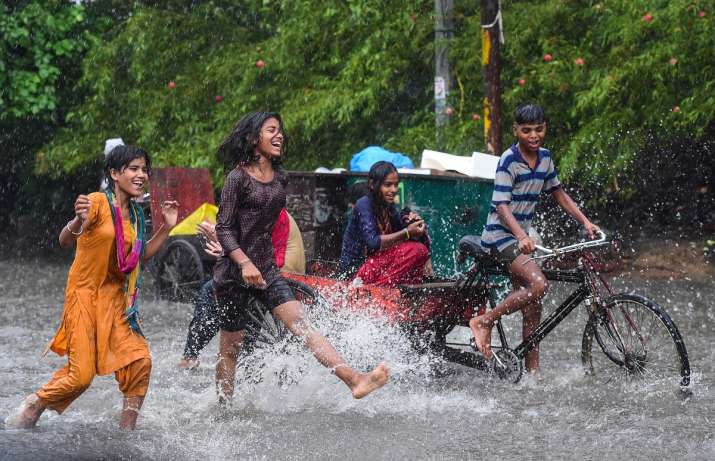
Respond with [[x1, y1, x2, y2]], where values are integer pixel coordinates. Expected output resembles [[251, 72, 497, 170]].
[[464, 250, 614, 361]]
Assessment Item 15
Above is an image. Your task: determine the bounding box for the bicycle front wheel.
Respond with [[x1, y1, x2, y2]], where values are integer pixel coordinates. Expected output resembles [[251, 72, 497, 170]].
[[581, 293, 690, 390]]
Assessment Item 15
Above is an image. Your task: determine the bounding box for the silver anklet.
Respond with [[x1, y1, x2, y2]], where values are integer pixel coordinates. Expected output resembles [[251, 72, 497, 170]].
[[330, 363, 349, 374]]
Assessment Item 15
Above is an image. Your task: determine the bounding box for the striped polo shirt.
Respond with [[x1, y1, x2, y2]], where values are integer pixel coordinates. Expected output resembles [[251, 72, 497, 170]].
[[480, 144, 561, 251]]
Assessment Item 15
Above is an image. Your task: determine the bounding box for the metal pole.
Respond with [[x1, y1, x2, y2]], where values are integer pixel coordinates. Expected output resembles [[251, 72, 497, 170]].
[[435, 0, 454, 148], [481, 0, 502, 154]]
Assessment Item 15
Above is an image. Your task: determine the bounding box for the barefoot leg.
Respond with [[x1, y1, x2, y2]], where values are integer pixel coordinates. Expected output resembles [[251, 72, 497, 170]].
[[119, 396, 144, 430], [469, 316, 494, 360], [5, 393, 46, 429], [341, 362, 390, 399], [215, 329, 245, 405], [522, 301, 542, 373], [273, 300, 390, 398], [470, 255, 548, 363]]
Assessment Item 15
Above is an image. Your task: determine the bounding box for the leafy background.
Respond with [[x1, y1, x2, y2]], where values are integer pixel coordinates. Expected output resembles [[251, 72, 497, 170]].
[[1, 0, 713, 249]]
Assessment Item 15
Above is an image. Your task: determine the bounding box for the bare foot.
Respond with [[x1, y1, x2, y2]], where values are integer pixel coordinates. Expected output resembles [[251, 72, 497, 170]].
[[118, 396, 144, 430], [351, 362, 390, 399], [5, 394, 45, 429], [177, 357, 200, 370], [469, 315, 493, 361]]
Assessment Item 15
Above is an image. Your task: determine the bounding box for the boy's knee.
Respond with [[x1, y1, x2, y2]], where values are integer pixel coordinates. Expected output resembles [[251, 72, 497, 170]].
[[530, 277, 548, 299]]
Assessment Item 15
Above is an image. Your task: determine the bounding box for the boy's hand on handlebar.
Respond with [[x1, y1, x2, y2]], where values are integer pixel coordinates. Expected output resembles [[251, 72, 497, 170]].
[[241, 262, 266, 288], [583, 221, 600, 239], [518, 236, 536, 254]]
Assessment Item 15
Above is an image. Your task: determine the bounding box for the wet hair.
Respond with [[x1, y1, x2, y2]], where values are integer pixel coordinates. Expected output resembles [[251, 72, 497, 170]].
[[347, 181, 369, 207], [367, 161, 398, 230], [217, 111, 286, 171], [104, 144, 151, 189], [514, 103, 546, 125]]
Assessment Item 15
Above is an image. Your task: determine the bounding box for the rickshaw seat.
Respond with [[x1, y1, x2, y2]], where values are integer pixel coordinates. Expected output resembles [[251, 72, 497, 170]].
[[306, 259, 341, 278], [458, 235, 498, 268]]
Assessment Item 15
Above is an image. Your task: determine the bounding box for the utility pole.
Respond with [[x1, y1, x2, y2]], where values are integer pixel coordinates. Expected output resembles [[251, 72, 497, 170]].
[[481, 0, 502, 154], [434, 0, 454, 149]]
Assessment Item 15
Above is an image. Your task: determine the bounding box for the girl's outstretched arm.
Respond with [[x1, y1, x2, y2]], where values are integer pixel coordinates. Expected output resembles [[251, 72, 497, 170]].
[[143, 200, 179, 260], [551, 188, 599, 237]]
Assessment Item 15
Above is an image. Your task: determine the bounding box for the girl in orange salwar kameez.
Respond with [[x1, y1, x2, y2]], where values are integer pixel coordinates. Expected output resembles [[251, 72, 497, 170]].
[[6, 145, 178, 430]]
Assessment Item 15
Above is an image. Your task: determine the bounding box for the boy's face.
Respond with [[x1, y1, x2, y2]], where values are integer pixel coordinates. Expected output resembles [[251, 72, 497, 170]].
[[513, 122, 547, 156]]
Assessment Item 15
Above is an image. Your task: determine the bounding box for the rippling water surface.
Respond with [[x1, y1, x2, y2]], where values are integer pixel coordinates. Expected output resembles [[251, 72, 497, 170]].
[[1, 256, 713, 460]]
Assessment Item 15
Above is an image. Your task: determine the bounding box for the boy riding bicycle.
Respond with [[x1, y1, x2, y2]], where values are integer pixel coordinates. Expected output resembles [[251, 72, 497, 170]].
[[470, 103, 599, 374]]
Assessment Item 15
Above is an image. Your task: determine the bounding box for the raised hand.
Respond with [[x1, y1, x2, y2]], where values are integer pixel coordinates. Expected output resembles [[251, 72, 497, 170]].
[[75, 195, 91, 222], [160, 200, 180, 228], [197, 220, 217, 243], [204, 240, 222, 258]]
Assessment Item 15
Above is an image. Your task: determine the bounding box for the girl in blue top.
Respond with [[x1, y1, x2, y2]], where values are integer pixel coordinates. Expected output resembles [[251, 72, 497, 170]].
[[339, 161, 430, 286]]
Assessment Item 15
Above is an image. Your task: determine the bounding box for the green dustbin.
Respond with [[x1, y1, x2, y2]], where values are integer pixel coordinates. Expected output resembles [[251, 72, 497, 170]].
[[285, 171, 493, 277]]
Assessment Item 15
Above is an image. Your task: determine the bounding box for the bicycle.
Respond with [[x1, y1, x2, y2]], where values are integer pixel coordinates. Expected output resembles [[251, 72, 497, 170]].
[[454, 230, 691, 390]]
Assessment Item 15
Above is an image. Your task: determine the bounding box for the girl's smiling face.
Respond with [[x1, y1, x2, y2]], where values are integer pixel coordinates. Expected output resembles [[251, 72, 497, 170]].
[[379, 172, 399, 204], [255, 117, 284, 159], [110, 157, 149, 198]]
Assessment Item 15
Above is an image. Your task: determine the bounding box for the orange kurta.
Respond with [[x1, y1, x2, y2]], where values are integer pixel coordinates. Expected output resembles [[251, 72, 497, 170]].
[[37, 192, 151, 412]]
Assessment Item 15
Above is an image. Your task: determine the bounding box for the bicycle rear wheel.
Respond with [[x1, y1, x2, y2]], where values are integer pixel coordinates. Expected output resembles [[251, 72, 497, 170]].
[[581, 293, 690, 390], [239, 279, 330, 386], [243, 278, 327, 349]]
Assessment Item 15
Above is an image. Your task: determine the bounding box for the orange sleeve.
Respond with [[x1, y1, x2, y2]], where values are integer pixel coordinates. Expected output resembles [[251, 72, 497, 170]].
[[85, 192, 105, 232]]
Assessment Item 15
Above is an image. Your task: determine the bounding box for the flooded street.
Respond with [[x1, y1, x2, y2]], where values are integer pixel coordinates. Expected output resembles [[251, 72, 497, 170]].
[[1, 256, 713, 460]]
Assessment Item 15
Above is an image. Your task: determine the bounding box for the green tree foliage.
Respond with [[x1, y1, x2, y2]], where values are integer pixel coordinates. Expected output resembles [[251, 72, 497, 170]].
[[490, 0, 715, 195], [37, 0, 434, 181], [0, 1, 89, 119], [31, 0, 715, 199], [0, 1, 123, 244]]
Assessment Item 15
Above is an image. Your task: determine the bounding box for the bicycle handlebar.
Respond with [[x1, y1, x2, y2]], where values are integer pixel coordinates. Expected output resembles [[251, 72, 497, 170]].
[[527, 230, 609, 262]]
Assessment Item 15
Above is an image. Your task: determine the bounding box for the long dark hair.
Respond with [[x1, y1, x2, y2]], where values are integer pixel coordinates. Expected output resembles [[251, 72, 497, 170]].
[[104, 144, 151, 190], [217, 111, 287, 171], [367, 161, 398, 234]]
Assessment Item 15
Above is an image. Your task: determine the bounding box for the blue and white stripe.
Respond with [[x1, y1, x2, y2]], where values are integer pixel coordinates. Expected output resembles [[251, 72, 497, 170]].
[[480, 144, 561, 251]]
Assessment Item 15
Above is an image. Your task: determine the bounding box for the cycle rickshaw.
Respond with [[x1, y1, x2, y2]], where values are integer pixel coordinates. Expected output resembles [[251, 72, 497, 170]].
[[241, 231, 691, 391]]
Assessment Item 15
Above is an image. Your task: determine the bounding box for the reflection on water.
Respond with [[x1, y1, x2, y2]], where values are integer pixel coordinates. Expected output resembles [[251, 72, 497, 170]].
[[0, 257, 713, 460]]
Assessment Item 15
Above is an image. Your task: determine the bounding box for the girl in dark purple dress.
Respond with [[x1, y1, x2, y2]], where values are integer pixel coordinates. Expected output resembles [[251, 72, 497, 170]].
[[213, 112, 389, 403]]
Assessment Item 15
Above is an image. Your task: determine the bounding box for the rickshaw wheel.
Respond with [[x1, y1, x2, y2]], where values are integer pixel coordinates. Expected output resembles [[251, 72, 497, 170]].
[[492, 349, 523, 383], [243, 278, 329, 349], [155, 239, 205, 302]]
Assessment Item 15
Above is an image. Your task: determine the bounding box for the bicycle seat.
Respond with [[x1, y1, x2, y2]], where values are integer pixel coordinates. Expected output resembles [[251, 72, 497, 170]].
[[457, 235, 498, 268]]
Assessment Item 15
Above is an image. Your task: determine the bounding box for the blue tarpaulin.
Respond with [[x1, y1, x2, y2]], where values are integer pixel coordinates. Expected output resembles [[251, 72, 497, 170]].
[[349, 146, 414, 172]]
